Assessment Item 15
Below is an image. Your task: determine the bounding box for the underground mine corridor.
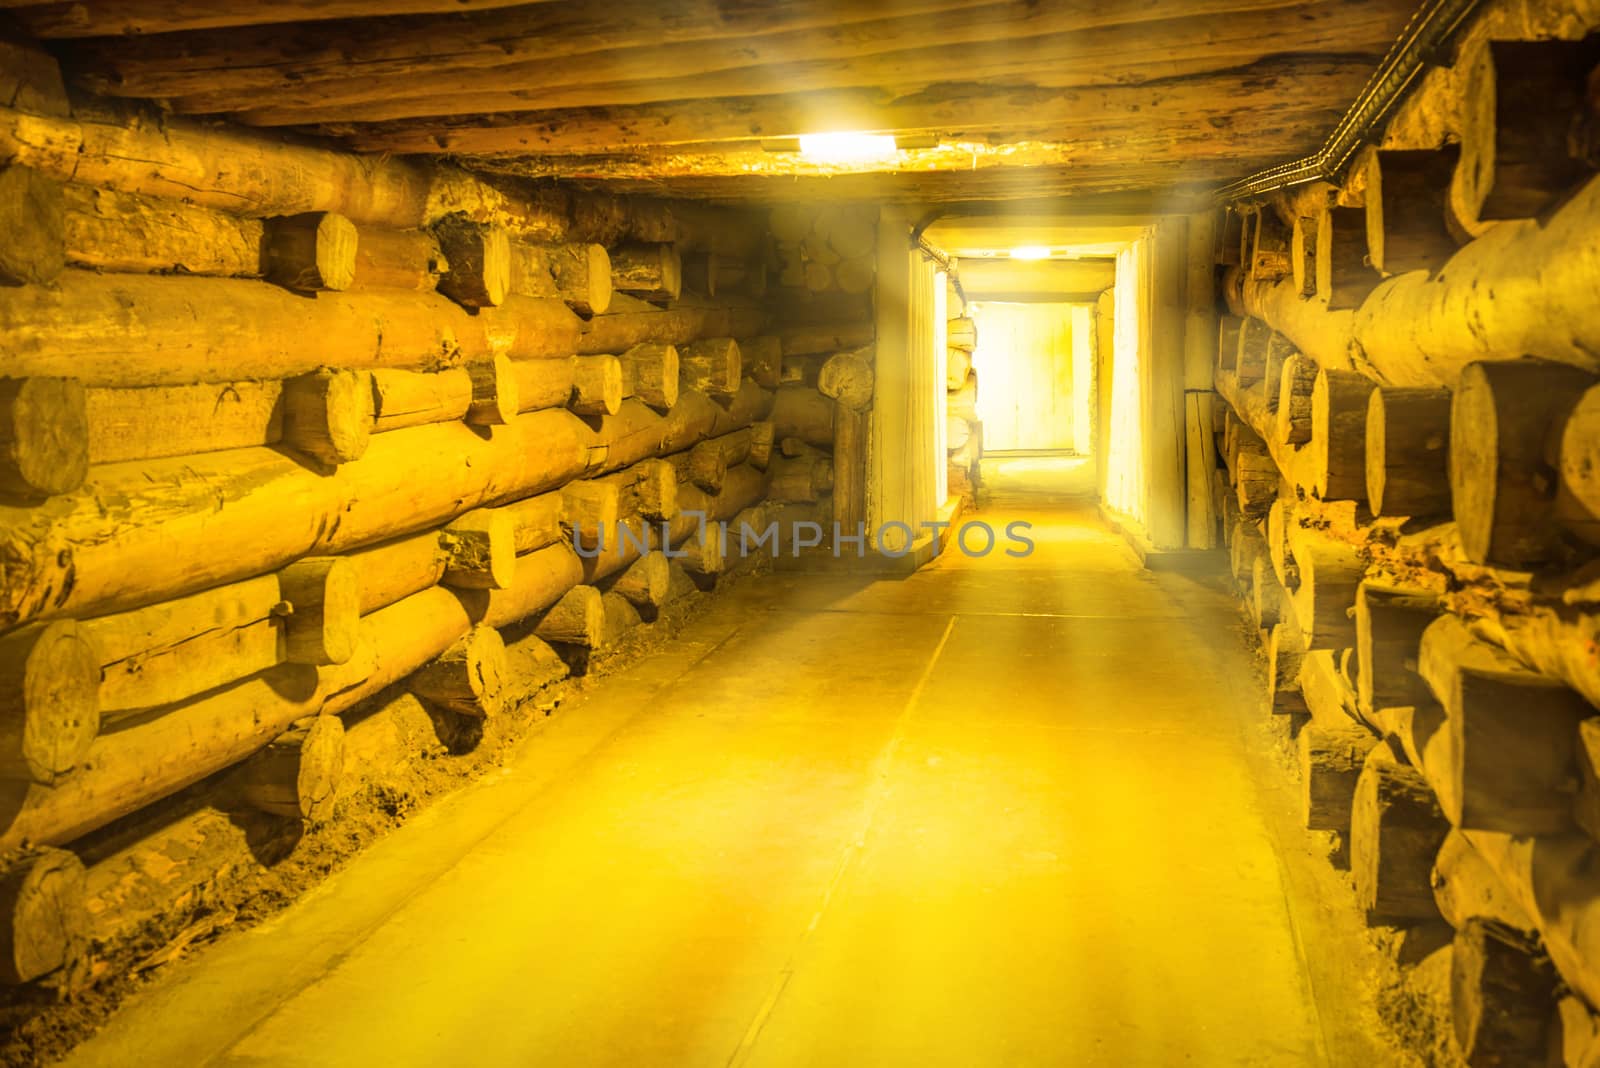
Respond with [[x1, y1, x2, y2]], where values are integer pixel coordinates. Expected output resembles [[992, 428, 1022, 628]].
[[2, 1, 1600, 1066]]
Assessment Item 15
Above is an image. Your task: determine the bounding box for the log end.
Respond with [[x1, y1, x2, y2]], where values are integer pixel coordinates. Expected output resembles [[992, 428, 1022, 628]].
[[466, 356, 520, 427], [282, 368, 374, 467], [0, 376, 88, 500], [0, 848, 86, 985], [535, 585, 605, 647], [279, 556, 362, 665], [441, 509, 518, 591], [5, 620, 100, 786], [296, 714, 346, 823], [571, 355, 624, 417], [265, 212, 358, 293], [0, 165, 65, 287]]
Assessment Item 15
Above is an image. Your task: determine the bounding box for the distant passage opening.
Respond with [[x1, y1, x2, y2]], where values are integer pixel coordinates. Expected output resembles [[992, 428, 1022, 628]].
[[968, 299, 1098, 498]]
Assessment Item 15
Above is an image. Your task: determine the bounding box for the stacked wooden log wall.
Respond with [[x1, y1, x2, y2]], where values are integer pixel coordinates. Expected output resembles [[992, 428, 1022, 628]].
[[1211, 9, 1600, 1064], [0, 44, 788, 991], [945, 278, 981, 503], [767, 204, 877, 537]]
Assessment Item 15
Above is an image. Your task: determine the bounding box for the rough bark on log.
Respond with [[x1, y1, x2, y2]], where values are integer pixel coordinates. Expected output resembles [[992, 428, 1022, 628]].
[[263, 211, 357, 293], [0, 270, 581, 386], [0, 101, 567, 232], [81, 805, 297, 947], [1300, 722, 1379, 831], [62, 183, 262, 279], [236, 714, 344, 822], [1353, 740, 1449, 922], [1352, 173, 1600, 388], [410, 623, 507, 718], [1419, 614, 1591, 835], [465, 542, 585, 631], [0, 622, 99, 785], [1240, 275, 1355, 372], [1366, 387, 1451, 517], [85, 560, 357, 722], [497, 491, 565, 555], [610, 244, 682, 302], [577, 293, 744, 356], [510, 241, 612, 316], [1234, 442, 1277, 519], [372, 362, 532, 431], [0, 848, 85, 984], [770, 385, 835, 448], [0, 376, 88, 501], [280, 368, 374, 466], [618, 342, 680, 411], [0, 408, 591, 629], [439, 509, 517, 591], [1250, 208, 1291, 281], [349, 226, 442, 291], [1275, 353, 1318, 446], [0, 164, 64, 287], [1451, 359, 1596, 567], [1451, 917, 1559, 1068], [1229, 521, 1266, 585], [84, 381, 281, 465]]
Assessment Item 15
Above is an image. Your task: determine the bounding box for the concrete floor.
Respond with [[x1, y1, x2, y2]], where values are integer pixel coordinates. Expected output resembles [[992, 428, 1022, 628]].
[[65, 500, 1391, 1067]]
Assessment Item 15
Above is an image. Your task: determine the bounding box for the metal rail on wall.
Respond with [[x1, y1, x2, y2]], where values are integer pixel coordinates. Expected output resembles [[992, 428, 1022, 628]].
[[1215, 0, 1485, 204]]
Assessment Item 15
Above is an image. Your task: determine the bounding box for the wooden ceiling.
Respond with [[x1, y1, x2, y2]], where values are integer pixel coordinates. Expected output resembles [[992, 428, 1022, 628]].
[[8, 0, 1424, 203]]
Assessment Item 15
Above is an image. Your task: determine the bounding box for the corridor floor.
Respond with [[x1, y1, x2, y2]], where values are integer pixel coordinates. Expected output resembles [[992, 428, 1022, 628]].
[[65, 501, 1393, 1067]]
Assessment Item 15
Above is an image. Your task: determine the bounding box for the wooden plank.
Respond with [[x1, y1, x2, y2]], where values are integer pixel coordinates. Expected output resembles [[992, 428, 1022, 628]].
[[1184, 391, 1218, 549]]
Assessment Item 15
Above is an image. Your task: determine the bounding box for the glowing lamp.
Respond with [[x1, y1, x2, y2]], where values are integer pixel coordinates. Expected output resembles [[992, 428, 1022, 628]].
[[1009, 246, 1051, 260], [797, 133, 898, 164]]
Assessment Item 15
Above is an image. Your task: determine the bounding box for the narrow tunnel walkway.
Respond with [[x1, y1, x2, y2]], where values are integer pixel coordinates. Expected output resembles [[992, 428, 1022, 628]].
[[67, 502, 1386, 1067]]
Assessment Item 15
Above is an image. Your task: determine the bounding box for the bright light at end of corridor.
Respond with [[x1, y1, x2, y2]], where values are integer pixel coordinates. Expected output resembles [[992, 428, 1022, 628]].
[[1009, 246, 1051, 260], [797, 132, 899, 164]]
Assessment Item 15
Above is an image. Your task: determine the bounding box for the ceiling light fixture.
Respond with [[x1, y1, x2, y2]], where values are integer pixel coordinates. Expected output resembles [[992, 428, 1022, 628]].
[[797, 132, 898, 164], [1009, 245, 1052, 260]]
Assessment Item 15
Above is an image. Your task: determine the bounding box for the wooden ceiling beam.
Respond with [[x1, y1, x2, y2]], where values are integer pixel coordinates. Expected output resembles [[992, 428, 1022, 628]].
[[0, 0, 558, 39], [137, 1, 1403, 123], [61, 0, 1184, 100], [320, 59, 1361, 156]]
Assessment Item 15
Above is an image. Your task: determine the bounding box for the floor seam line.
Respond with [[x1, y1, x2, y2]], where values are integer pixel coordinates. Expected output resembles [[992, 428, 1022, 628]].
[[724, 613, 959, 1067]]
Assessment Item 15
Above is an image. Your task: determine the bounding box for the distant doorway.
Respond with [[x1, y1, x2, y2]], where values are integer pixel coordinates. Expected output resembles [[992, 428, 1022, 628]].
[[969, 301, 1094, 455]]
